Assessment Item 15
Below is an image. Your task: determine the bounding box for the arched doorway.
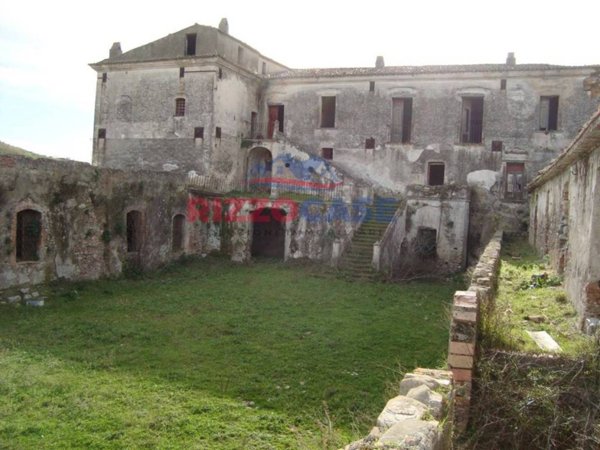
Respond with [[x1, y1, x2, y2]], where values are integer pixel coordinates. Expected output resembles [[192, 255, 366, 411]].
[[251, 208, 286, 259], [247, 147, 272, 194]]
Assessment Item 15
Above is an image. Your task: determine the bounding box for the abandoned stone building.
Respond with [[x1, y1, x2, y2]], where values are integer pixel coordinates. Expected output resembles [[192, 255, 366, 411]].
[[1, 19, 599, 326]]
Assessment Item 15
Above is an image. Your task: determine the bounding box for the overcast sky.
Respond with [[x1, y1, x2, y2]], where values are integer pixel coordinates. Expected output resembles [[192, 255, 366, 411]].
[[1, 0, 598, 162]]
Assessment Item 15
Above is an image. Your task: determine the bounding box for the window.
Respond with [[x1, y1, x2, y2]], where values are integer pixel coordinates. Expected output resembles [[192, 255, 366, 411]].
[[391, 98, 413, 143], [460, 96, 484, 144], [268, 105, 284, 138], [262, 62, 267, 75], [237, 46, 244, 64], [415, 227, 437, 259], [369, 81, 375, 92], [194, 127, 204, 139], [185, 33, 197, 56], [320, 96, 336, 128], [365, 138, 375, 149], [179, 67, 185, 78], [97, 128, 106, 139], [218, 68, 223, 79], [540, 96, 559, 131], [16, 209, 42, 262], [321, 148, 333, 160], [505, 162, 525, 200], [250, 112, 257, 139], [427, 162, 445, 186], [172, 214, 185, 252], [175, 98, 186, 117], [491, 140, 503, 152], [126, 210, 142, 252], [215, 127, 222, 139], [102, 73, 107, 83], [500, 79, 507, 90]]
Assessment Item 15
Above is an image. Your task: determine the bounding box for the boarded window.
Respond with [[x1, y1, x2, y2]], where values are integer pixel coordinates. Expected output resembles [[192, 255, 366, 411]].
[[216, 127, 222, 139], [185, 34, 197, 56], [320, 96, 336, 128], [391, 98, 412, 143], [321, 148, 333, 160], [175, 98, 186, 116], [460, 96, 484, 144], [126, 210, 142, 252], [540, 96, 559, 131], [179, 67, 185, 78], [16, 209, 42, 262], [365, 138, 375, 149], [97, 128, 106, 139], [415, 227, 437, 259], [427, 162, 445, 186], [172, 214, 185, 252], [194, 127, 204, 139], [505, 162, 525, 200]]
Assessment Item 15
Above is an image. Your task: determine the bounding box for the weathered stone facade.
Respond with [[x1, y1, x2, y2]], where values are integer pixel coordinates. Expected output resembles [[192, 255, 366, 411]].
[[529, 108, 600, 327]]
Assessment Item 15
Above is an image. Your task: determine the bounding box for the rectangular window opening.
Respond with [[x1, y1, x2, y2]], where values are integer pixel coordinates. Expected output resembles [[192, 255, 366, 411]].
[[179, 67, 185, 78], [194, 127, 204, 139], [505, 162, 525, 200], [539, 96, 559, 131], [102, 73, 107, 83], [216, 127, 222, 139], [97, 128, 106, 139], [262, 62, 267, 75], [491, 140, 503, 152], [427, 162, 445, 186], [320, 96, 336, 128], [365, 138, 375, 149], [267, 105, 284, 138], [250, 112, 257, 139], [415, 227, 437, 259], [185, 33, 197, 56], [321, 148, 333, 160], [237, 46, 244, 64], [460, 96, 484, 144], [369, 81, 375, 92], [391, 97, 413, 143], [500, 79, 507, 90], [175, 98, 186, 117]]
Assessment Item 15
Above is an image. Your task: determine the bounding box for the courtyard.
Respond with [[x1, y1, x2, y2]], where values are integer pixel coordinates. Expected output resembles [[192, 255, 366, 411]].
[[0, 257, 459, 449]]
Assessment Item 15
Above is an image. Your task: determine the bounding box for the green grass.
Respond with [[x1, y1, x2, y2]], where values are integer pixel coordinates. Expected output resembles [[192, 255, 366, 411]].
[[0, 140, 43, 159], [0, 257, 459, 449], [485, 236, 593, 355]]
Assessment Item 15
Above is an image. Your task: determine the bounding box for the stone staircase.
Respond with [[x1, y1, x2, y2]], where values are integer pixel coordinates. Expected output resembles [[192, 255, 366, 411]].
[[339, 196, 401, 280]]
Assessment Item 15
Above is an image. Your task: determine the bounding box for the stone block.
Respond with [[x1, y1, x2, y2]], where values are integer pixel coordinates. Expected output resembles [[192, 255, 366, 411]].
[[376, 396, 428, 431], [450, 320, 477, 342], [448, 354, 474, 369], [399, 373, 444, 395], [451, 368, 472, 382], [406, 385, 444, 419], [412, 368, 452, 382], [448, 342, 475, 355], [452, 310, 477, 322], [7, 295, 21, 304], [453, 290, 478, 308], [19, 288, 30, 294], [377, 418, 441, 449]]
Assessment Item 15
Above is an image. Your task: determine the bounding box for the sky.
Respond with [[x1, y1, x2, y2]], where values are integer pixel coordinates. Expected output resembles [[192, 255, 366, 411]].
[[0, 0, 598, 163]]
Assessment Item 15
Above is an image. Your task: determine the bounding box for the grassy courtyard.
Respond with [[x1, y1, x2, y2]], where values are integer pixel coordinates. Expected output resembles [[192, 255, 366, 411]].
[[0, 257, 459, 449]]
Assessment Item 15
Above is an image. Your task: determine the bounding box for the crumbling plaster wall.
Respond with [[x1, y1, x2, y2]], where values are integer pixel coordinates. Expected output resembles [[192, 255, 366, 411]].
[[0, 156, 189, 289], [529, 146, 600, 321], [264, 70, 598, 194]]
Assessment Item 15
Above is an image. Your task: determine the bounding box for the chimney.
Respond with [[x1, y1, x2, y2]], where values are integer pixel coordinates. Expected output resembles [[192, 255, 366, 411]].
[[375, 56, 385, 69], [506, 52, 516, 66], [109, 42, 122, 58], [219, 18, 229, 34]]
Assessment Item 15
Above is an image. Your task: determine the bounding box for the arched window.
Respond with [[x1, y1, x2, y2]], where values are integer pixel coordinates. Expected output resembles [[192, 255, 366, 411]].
[[175, 98, 186, 117], [16, 209, 42, 262], [126, 210, 143, 252], [172, 214, 185, 252]]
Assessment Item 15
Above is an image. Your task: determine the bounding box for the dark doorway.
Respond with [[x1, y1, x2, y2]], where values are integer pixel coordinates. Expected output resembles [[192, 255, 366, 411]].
[[268, 105, 284, 138], [126, 210, 143, 252], [172, 214, 185, 252], [247, 147, 273, 193], [16, 209, 42, 262], [427, 162, 445, 186], [251, 208, 286, 259]]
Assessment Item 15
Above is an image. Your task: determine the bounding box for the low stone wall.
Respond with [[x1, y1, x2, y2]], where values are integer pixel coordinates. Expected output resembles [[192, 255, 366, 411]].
[[447, 230, 503, 431], [342, 368, 453, 450]]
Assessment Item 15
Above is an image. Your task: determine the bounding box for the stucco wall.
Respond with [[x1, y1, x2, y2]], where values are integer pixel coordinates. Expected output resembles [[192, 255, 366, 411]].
[[529, 145, 600, 321]]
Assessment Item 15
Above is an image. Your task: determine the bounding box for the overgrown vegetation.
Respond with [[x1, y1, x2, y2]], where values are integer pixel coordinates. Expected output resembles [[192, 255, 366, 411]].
[[460, 236, 599, 449], [0, 140, 43, 159], [0, 256, 459, 449]]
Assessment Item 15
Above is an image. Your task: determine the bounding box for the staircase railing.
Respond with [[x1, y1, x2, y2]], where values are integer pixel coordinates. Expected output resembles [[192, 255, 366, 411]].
[[373, 201, 406, 272]]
